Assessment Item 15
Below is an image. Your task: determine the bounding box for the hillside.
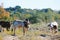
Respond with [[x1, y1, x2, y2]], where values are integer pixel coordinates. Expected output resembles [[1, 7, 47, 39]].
[[0, 6, 60, 24], [0, 5, 60, 40]]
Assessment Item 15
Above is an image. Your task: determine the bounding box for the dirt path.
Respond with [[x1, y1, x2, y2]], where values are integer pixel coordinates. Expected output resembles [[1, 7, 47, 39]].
[[3, 35, 20, 40]]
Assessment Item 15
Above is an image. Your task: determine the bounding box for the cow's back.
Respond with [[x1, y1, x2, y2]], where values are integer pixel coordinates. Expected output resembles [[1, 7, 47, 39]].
[[13, 21, 24, 27], [0, 21, 10, 28]]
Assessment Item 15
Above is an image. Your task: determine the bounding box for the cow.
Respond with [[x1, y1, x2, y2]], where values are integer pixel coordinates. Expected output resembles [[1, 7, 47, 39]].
[[48, 21, 58, 34], [0, 21, 11, 32], [12, 19, 30, 35]]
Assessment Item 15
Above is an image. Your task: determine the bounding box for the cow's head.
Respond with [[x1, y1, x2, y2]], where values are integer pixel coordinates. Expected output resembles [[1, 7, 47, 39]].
[[47, 23, 51, 27], [25, 19, 30, 24]]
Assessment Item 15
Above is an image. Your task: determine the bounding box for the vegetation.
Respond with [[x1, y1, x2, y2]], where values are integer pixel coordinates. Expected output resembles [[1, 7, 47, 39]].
[[0, 6, 60, 24], [0, 5, 60, 40]]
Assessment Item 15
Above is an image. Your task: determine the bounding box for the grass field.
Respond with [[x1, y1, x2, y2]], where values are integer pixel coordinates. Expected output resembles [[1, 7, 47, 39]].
[[0, 23, 60, 40]]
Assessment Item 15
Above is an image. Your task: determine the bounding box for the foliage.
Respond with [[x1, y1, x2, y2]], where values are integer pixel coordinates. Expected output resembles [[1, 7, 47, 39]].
[[0, 6, 10, 21], [0, 6, 60, 24]]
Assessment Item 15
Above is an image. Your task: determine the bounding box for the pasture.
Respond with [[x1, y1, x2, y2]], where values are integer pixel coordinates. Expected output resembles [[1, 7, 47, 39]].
[[0, 22, 60, 40]]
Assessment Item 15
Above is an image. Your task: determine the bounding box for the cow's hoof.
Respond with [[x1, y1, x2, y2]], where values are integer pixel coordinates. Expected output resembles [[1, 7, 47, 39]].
[[11, 34, 17, 36], [0, 30, 1, 32]]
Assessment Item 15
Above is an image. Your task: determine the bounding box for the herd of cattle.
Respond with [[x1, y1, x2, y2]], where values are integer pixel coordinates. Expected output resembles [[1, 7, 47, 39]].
[[0, 19, 30, 35], [0, 19, 59, 35]]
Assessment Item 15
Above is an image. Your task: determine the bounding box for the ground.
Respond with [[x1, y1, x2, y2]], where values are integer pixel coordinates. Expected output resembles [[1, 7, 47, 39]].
[[0, 23, 60, 40]]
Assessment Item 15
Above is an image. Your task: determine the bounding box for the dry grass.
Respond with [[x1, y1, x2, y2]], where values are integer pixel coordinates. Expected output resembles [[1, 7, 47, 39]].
[[0, 36, 2, 40], [0, 23, 60, 40]]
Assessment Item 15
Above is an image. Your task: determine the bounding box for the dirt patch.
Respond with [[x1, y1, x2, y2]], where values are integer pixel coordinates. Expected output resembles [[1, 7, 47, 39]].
[[40, 34, 60, 40], [3, 35, 20, 40], [51, 35, 60, 40]]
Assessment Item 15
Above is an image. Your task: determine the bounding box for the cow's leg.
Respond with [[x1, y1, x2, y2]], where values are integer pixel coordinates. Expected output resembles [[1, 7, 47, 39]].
[[13, 26, 16, 36], [24, 27, 28, 35], [52, 29, 54, 34], [54, 28, 58, 34], [2, 28, 4, 32], [50, 27, 54, 34], [23, 27, 25, 35], [10, 26, 13, 32], [6, 27, 10, 31], [50, 27, 52, 33], [10, 24, 13, 32], [53, 26, 58, 34], [55, 26, 58, 33], [23, 25, 29, 35], [0, 26, 2, 32], [11, 28, 13, 32]]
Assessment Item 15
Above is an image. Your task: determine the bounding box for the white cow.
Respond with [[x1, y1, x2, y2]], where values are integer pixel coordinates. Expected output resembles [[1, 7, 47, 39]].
[[48, 21, 58, 34]]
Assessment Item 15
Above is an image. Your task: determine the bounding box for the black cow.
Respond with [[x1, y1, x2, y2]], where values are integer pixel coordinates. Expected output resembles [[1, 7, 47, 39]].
[[0, 21, 11, 31]]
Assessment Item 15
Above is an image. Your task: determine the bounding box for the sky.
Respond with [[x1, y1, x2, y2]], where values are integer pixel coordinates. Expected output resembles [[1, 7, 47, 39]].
[[0, 0, 60, 10]]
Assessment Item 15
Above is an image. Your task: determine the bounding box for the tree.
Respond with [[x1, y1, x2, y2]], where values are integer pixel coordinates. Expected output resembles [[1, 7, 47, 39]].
[[0, 6, 10, 21]]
